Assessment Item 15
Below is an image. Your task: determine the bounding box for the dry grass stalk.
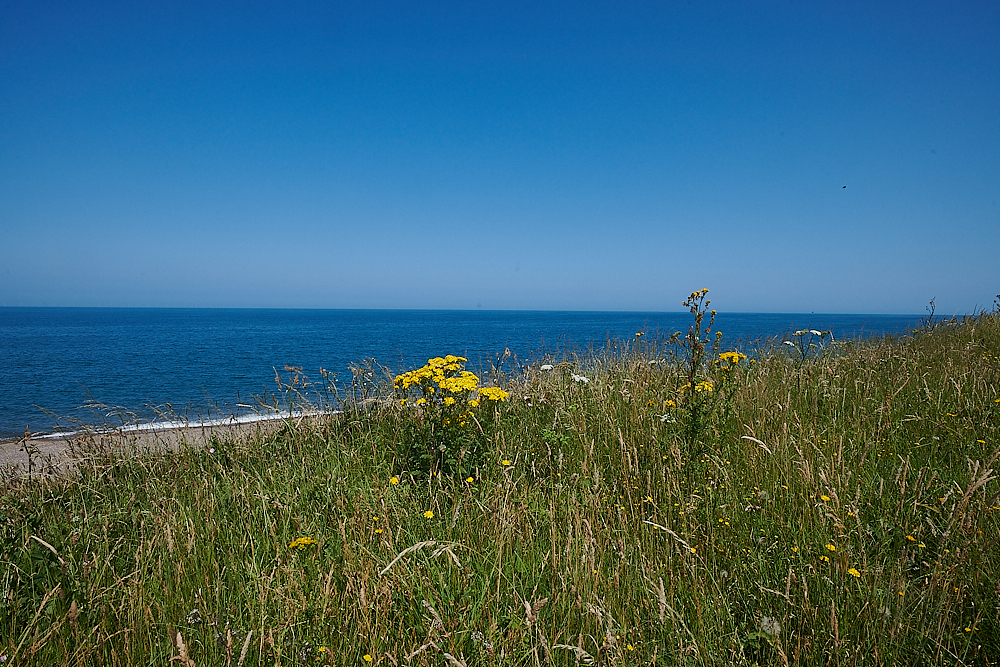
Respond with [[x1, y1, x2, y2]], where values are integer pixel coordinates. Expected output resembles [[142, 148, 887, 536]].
[[523, 597, 549, 628], [552, 643, 595, 665], [236, 629, 252, 667], [380, 540, 437, 576], [171, 631, 196, 667]]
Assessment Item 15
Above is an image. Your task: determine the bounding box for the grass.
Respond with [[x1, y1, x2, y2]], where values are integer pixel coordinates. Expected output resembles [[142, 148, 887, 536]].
[[2, 305, 999, 666]]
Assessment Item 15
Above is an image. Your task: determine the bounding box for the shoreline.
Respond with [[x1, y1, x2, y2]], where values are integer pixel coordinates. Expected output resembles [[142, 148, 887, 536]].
[[0, 410, 334, 478]]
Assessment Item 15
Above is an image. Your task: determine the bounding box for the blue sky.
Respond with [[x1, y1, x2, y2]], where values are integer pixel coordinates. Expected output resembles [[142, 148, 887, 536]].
[[1, 1, 997, 314]]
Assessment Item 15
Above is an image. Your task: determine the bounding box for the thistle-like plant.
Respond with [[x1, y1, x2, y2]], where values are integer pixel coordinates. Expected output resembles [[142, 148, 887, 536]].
[[676, 289, 746, 462]]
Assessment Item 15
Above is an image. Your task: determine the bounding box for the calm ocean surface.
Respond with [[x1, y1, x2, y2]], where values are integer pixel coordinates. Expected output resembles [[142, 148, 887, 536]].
[[0, 308, 922, 441]]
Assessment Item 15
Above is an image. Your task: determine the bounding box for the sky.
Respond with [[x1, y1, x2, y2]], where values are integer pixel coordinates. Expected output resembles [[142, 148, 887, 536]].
[[1, 1, 997, 314]]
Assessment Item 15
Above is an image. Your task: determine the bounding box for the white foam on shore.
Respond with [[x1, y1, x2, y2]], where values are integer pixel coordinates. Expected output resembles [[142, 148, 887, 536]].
[[27, 410, 340, 442]]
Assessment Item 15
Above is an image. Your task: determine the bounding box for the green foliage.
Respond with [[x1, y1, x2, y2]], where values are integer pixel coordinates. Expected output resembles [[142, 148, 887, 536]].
[[1, 296, 999, 665], [392, 355, 509, 478], [673, 289, 747, 466]]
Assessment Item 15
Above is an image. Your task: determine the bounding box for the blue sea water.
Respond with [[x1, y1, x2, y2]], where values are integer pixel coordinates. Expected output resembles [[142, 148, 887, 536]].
[[0, 308, 923, 441]]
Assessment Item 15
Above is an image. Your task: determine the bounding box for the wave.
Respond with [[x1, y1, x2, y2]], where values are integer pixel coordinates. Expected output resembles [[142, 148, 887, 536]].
[[26, 409, 340, 442]]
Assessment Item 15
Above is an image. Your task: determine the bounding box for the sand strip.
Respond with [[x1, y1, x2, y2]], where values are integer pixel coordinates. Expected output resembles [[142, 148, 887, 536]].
[[0, 413, 327, 479]]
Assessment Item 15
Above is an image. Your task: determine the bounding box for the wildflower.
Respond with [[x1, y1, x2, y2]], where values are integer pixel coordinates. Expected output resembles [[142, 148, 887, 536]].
[[479, 387, 510, 401], [694, 380, 713, 392], [847, 568, 861, 578], [390, 476, 399, 485], [571, 373, 591, 384], [501, 459, 512, 466], [289, 537, 317, 550], [363, 655, 373, 662], [825, 544, 836, 552], [416, 398, 427, 405], [791, 547, 799, 552], [718, 351, 746, 364], [466, 477, 474, 483], [663, 399, 676, 408], [820, 495, 831, 502], [820, 555, 830, 562], [468, 399, 480, 407], [443, 396, 456, 406], [540, 364, 554, 371], [906, 535, 916, 542], [423, 511, 434, 519], [375, 528, 383, 534], [759, 616, 781, 637]]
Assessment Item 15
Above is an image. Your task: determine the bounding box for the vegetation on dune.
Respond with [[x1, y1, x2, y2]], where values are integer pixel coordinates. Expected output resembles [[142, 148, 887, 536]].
[[2, 292, 999, 666]]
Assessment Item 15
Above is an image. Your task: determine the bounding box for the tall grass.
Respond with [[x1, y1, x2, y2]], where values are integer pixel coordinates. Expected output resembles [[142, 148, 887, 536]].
[[2, 307, 999, 666]]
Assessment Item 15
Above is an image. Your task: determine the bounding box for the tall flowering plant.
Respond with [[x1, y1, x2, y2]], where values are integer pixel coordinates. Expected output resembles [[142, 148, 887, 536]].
[[676, 290, 746, 462], [394, 355, 508, 476]]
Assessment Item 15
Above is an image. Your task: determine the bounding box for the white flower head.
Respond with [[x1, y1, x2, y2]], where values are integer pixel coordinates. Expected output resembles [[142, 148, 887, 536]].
[[783, 341, 796, 346], [571, 374, 591, 384], [759, 616, 781, 637], [540, 364, 554, 371], [809, 329, 823, 336]]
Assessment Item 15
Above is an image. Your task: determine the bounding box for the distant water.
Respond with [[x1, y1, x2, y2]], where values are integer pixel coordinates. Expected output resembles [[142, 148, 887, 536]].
[[0, 308, 922, 441]]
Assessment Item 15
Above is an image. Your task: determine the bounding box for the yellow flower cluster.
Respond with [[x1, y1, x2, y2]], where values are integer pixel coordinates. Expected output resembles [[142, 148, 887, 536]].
[[288, 537, 317, 550], [478, 387, 510, 401], [438, 371, 480, 394], [694, 380, 714, 393], [394, 355, 471, 391], [394, 354, 486, 412], [718, 351, 747, 364]]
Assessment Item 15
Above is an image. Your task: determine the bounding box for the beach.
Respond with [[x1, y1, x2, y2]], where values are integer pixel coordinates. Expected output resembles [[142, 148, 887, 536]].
[[0, 412, 323, 478]]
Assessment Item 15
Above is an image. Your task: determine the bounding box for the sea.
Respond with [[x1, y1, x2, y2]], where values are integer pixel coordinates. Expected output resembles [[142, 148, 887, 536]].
[[0, 308, 924, 442]]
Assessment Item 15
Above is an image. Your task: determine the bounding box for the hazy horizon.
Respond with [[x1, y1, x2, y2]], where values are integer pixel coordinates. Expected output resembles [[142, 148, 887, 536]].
[[0, 304, 944, 317]]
